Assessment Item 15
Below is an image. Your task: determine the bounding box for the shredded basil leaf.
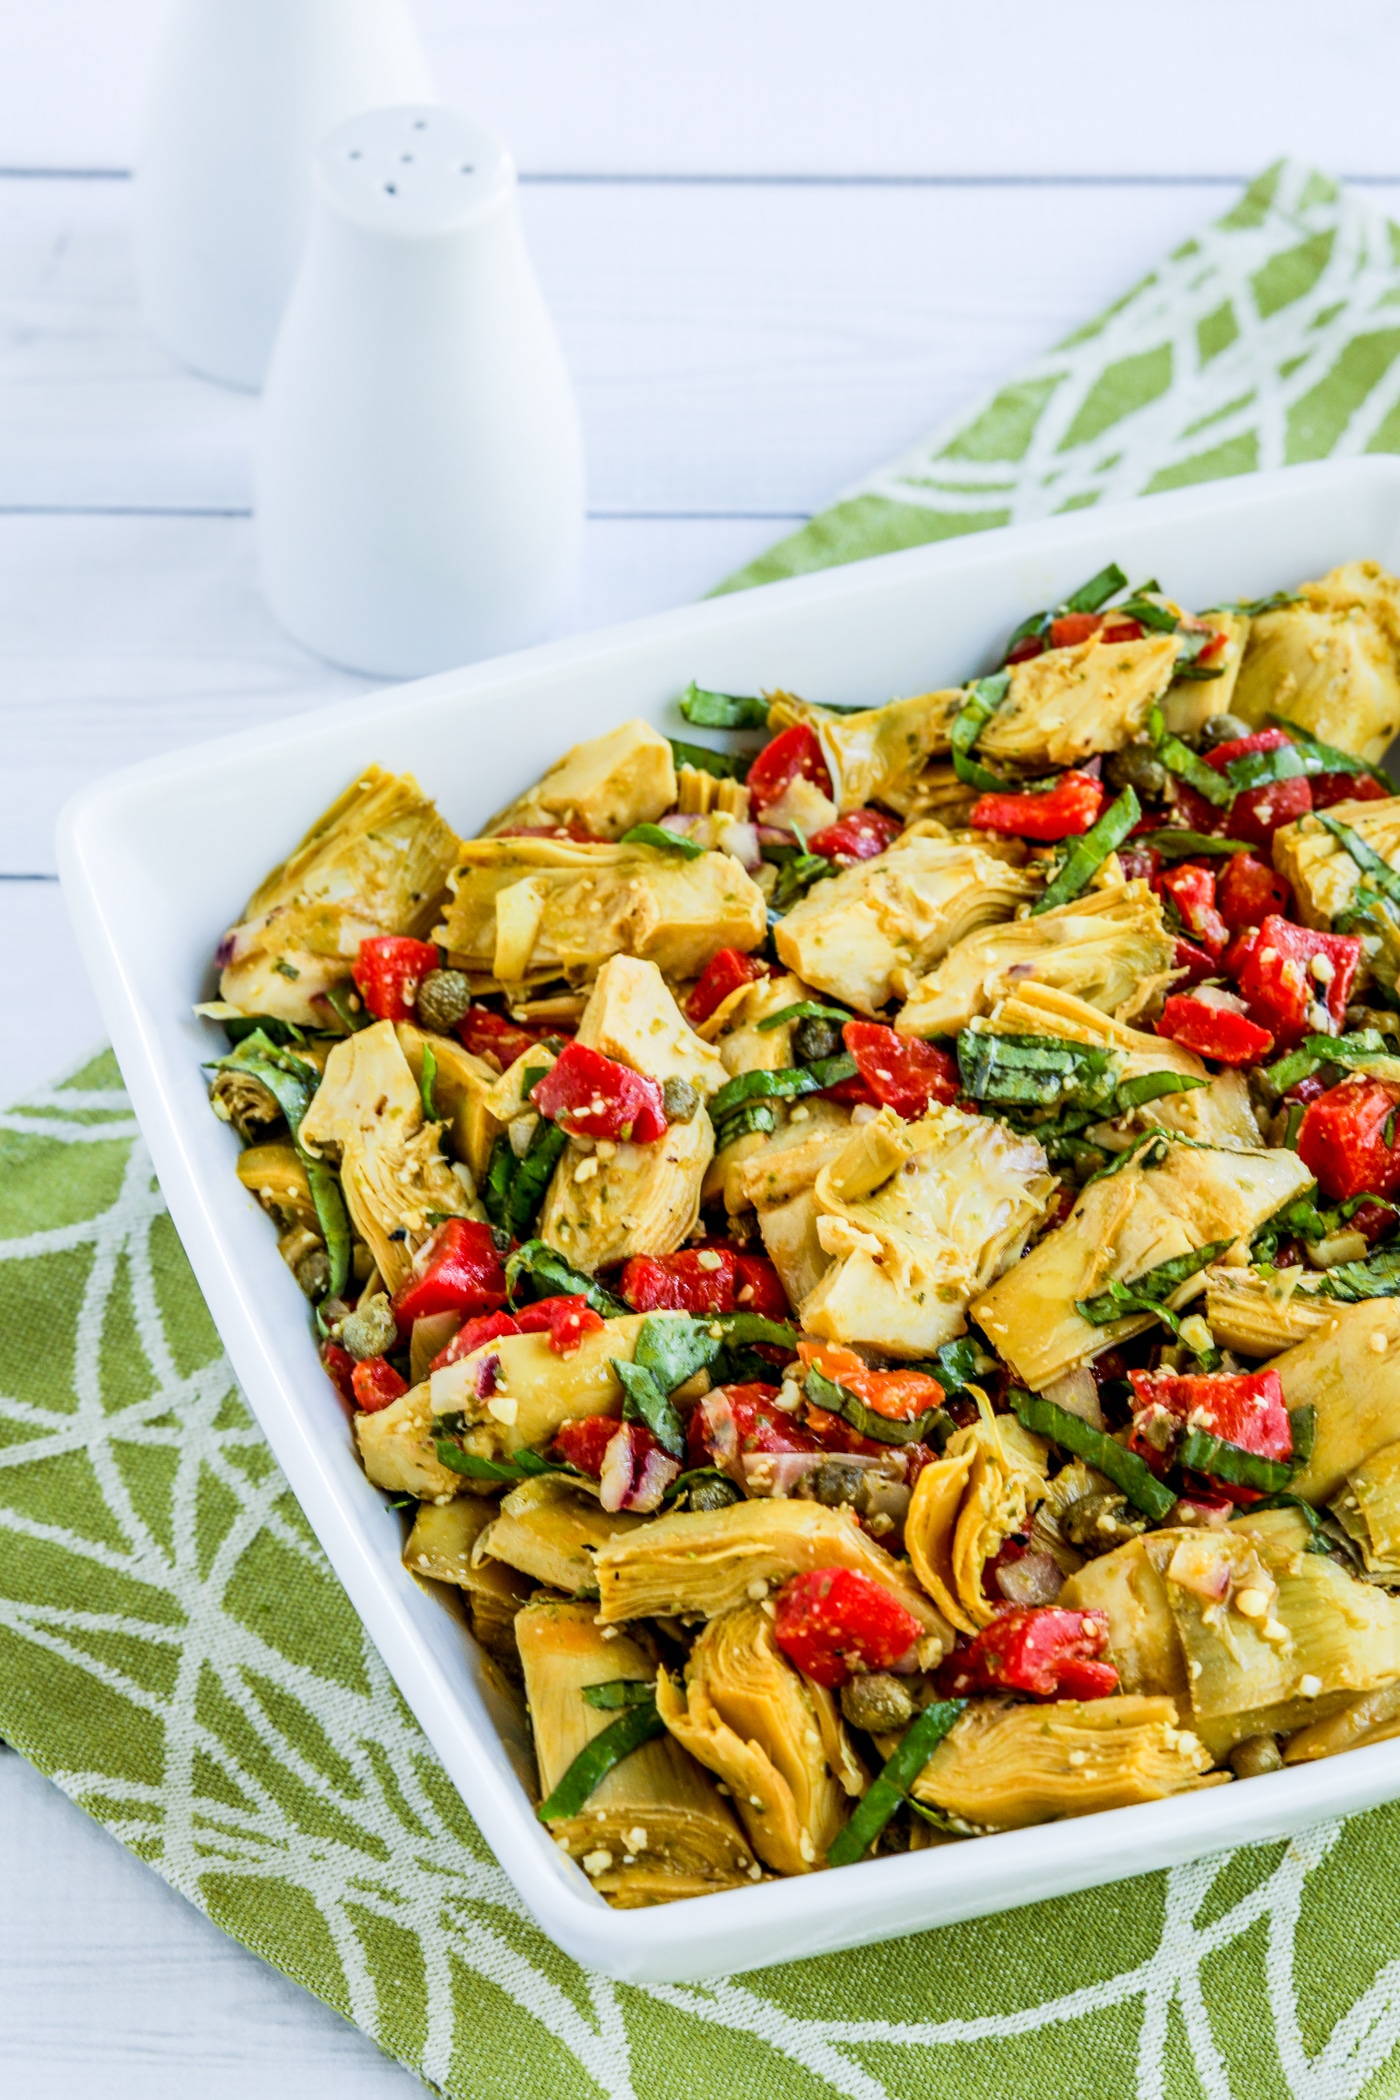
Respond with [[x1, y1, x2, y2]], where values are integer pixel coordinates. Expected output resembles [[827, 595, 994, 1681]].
[[506, 1241, 627, 1316], [678, 683, 769, 730], [1063, 562, 1129, 615], [756, 1001, 852, 1032], [1075, 1239, 1230, 1330], [1011, 1391, 1179, 1520], [670, 736, 749, 782], [957, 1031, 1122, 1111], [613, 1359, 685, 1460], [1137, 830, 1249, 860], [804, 1367, 951, 1450], [826, 1700, 968, 1866], [537, 1700, 667, 1823], [1316, 813, 1400, 913], [1032, 786, 1141, 915], [620, 823, 707, 860]]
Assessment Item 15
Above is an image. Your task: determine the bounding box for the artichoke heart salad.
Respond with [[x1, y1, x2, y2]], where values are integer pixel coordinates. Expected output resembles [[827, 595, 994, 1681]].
[[202, 558, 1400, 1904]]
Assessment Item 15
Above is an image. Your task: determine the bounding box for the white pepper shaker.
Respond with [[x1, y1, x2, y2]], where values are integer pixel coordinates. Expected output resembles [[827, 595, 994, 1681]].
[[255, 106, 585, 677], [134, 0, 433, 390]]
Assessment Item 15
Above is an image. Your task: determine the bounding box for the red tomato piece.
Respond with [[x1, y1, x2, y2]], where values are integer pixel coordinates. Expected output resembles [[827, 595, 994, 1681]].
[[455, 1005, 553, 1072], [351, 1356, 409, 1413], [745, 724, 834, 820], [1215, 852, 1291, 934], [685, 947, 768, 1025], [621, 1247, 738, 1315], [734, 1251, 791, 1318], [1004, 633, 1047, 666], [1157, 863, 1228, 957], [552, 1414, 625, 1478], [971, 770, 1104, 841], [1297, 1076, 1400, 1202], [1310, 770, 1389, 811], [807, 807, 903, 864], [1129, 1367, 1293, 1462], [530, 1040, 668, 1143], [1157, 993, 1274, 1066], [430, 1309, 521, 1373], [843, 1020, 959, 1119], [1236, 915, 1361, 1049], [937, 1607, 1118, 1702], [772, 1568, 924, 1688], [321, 1341, 357, 1406], [1048, 611, 1103, 649], [686, 1384, 818, 1478], [797, 1340, 944, 1422], [1204, 729, 1313, 848], [391, 1218, 508, 1334], [514, 1294, 606, 1356], [352, 936, 440, 1023]]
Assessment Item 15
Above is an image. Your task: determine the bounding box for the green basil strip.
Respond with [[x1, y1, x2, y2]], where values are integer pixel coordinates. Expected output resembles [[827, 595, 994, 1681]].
[[713, 1101, 780, 1150], [706, 1312, 801, 1350], [582, 1679, 659, 1710], [620, 823, 707, 860], [804, 1368, 951, 1450], [1076, 1239, 1231, 1327], [1316, 813, 1400, 912], [305, 1158, 353, 1299], [506, 1240, 628, 1316], [1265, 1030, 1391, 1093], [708, 1064, 827, 1120], [432, 1438, 564, 1484], [1063, 562, 1129, 615], [678, 683, 770, 731], [323, 982, 370, 1033], [957, 1030, 1121, 1110], [1113, 595, 1181, 634], [922, 1334, 994, 1399], [213, 1036, 352, 1300], [1238, 590, 1303, 617], [1011, 1391, 1179, 1520], [483, 1134, 516, 1232], [222, 1014, 310, 1047], [613, 1359, 685, 1460], [505, 1117, 569, 1238], [1156, 735, 1233, 806], [537, 1700, 668, 1823], [634, 1313, 722, 1395], [661, 1466, 743, 1509], [1291, 1404, 1317, 1464], [1172, 663, 1227, 684], [1316, 1249, 1400, 1302], [1175, 1426, 1300, 1494], [1137, 830, 1251, 860], [669, 736, 747, 781], [949, 672, 1015, 791], [768, 851, 838, 912], [1265, 715, 1389, 785], [1114, 1070, 1210, 1109], [419, 1043, 439, 1122], [1224, 743, 1307, 795], [756, 1001, 852, 1032], [1032, 786, 1141, 915], [825, 1700, 968, 1866]]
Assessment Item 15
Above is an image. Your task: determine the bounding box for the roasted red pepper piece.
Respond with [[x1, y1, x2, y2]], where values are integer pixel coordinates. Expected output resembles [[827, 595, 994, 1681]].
[[321, 1341, 357, 1406], [1203, 728, 1313, 847], [685, 947, 768, 1025], [530, 1040, 668, 1143], [1157, 862, 1228, 957], [807, 807, 902, 864], [1048, 611, 1103, 649], [1235, 914, 1361, 1049], [1005, 633, 1046, 666], [1310, 770, 1389, 811], [390, 1218, 508, 1334], [1157, 993, 1274, 1065], [352, 936, 441, 1023], [745, 724, 834, 819], [772, 1567, 924, 1688], [734, 1250, 790, 1318], [937, 1606, 1118, 1702], [842, 1020, 959, 1119], [430, 1309, 521, 1373], [514, 1294, 606, 1356], [1215, 851, 1292, 934], [797, 1340, 943, 1422], [455, 1005, 553, 1072], [1298, 1076, 1400, 1202], [552, 1413, 625, 1477], [1171, 935, 1221, 988], [687, 1383, 818, 1478], [351, 1356, 409, 1413], [971, 770, 1104, 841], [1129, 1366, 1292, 1461], [622, 1247, 739, 1315]]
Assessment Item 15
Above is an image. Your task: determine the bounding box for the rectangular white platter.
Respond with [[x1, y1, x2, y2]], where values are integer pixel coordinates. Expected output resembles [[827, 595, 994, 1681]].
[[57, 455, 1400, 1983]]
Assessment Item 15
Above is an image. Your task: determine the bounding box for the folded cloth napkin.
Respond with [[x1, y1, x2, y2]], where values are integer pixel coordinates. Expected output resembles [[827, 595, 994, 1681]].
[[8, 159, 1400, 2100]]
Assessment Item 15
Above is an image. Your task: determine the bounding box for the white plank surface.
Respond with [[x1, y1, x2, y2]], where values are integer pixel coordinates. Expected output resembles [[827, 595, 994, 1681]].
[[4, 1, 1397, 2091]]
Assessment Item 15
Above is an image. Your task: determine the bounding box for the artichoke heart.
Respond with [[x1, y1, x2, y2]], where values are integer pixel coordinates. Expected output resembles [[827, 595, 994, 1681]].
[[731, 1102, 856, 1307], [1276, 1297, 1400, 1503], [593, 1496, 952, 1648], [908, 1694, 1219, 1829], [1233, 562, 1400, 763], [474, 1474, 647, 1596], [395, 1021, 501, 1182], [905, 1415, 1050, 1634], [515, 1599, 755, 1905], [774, 824, 1040, 1016], [897, 879, 1176, 1040], [235, 1141, 320, 1233], [403, 1498, 532, 1663], [439, 835, 766, 990], [979, 632, 1181, 768], [298, 1020, 477, 1292], [218, 766, 460, 1024], [574, 954, 726, 1096], [1203, 1262, 1333, 1357], [654, 1602, 865, 1875], [1331, 1440, 1400, 1580], [538, 1110, 713, 1274], [971, 1135, 1313, 1392], [1159, 611, 1251, 738], [800, 1103, 1054, 1357], [1272, 794, 1400, 932], [767, 687, 964, 813], [430, 1311, 654, 1457], [357, 1380, 465, 1502], [482, 718, 677, 840]]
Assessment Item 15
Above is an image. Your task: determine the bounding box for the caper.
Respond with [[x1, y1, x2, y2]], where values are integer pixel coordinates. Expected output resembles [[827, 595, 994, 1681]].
[[1104, 744, 1167, 800], [415, 968, 473, 1035], [801, 1458, 867, 1509], [1346, 1004, 1400, 1039], [1228, 1732, 1283, 1780], [794, 1016, 843, 1064], [661, 1076, 700, 1123], [683, 1475, 742, 1512], [295, 1248, 332, 1302], [1197, 711, 1252, 751], [338, 1292, 398, 1362], [840, 1671, 915, 1733], [1062, 1489, 1148, 1555]]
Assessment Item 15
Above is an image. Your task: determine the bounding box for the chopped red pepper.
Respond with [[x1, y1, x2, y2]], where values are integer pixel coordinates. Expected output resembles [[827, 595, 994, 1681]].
[[735, 1250, 791, 1318], [623, 1247, 738, 1314], [937, 1606, 1118, 1702], [687, 1384, 818, 1478], [1171, 935, 1221, 988], [1048, 611, 1104, 649], [1310, 770, 1390, 811], [1203, 729, 1313, 848], [430, 1309, 521, 1373], [843, 1020, 959, 1119], [1129, 1367, 1292, 1462], [1157, 862, 1228, 957], [1004, 633, 1047, 666], [1298, 1076, 1400, 1202], [1157, 993, 1274, 1065], [773, 1567, 924, 1688], [514, 1294, 606, 1356], [530, 1040, 668, 1143], [353, 936, 441, 1024], [971, 770, 1103, 841], [321, 1340, 357, 1406], [390, 1218, 508, 1334], [1215, 852, 1292, 934], [455, 1005, 552, 1073], [745, 725, 834, 820], [1100, 620, 1145, 644], [1235, 915, 1361, 1049], [807, 807, 902, 864], [552, 1414, 623, 1477], [797, 1340, 943, 1422], [685, 947, 768, 1025], [1194, 630, 1229, 664], [351, 1356, 409, 1413]]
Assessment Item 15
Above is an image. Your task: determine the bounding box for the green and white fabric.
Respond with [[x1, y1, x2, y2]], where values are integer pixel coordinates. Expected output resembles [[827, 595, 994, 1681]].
[[9, 160, 1400, 2100]]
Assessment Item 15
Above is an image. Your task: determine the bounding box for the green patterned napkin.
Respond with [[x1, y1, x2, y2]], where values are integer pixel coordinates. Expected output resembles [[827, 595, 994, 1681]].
[[10, 158, 1400, 2100]]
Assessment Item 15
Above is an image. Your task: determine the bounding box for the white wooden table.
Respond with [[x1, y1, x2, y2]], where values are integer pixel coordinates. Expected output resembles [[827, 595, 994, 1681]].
[[4, 2, 1400, 2089]]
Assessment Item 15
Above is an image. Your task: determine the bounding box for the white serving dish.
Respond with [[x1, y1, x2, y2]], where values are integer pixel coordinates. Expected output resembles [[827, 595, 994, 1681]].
[[58, 455, 1400, 1983]]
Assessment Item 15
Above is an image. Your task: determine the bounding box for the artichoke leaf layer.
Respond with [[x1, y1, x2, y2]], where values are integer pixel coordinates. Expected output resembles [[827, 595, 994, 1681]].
[[482, 719, 677, 841], [1234, 562, 1400, 763]]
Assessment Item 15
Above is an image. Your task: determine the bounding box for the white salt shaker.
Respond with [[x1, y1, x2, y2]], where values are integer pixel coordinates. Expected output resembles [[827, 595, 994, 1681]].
[[255, 106, 585, 677], [134, 0, 433, 390]]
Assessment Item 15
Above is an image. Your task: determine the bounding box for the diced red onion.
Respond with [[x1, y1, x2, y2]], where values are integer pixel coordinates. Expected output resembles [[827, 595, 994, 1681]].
[[599, 1423, 680, 1513], [995, 1548, 1064, 1607]]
